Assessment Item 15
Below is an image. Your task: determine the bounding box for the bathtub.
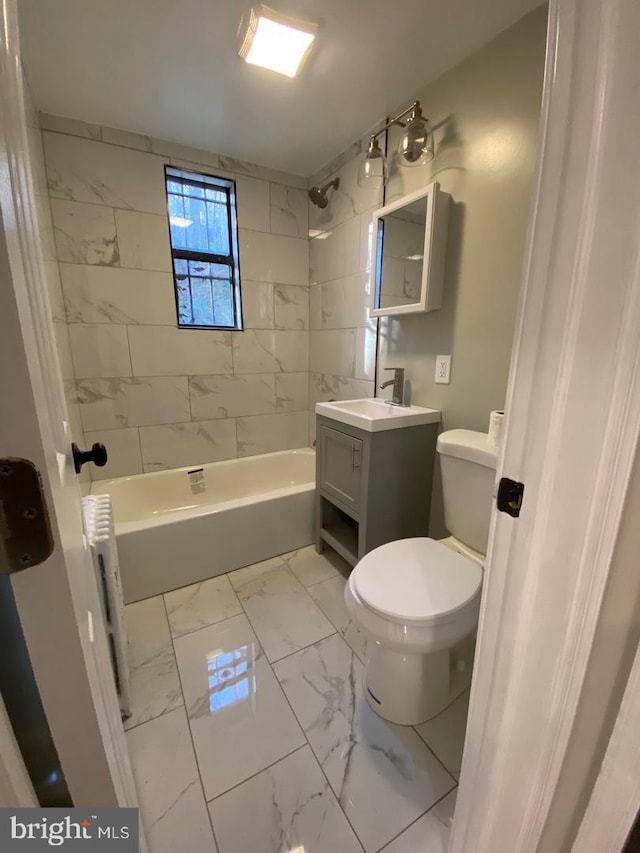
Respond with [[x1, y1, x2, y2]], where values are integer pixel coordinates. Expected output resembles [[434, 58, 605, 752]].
[[91, 448, 315, 603]]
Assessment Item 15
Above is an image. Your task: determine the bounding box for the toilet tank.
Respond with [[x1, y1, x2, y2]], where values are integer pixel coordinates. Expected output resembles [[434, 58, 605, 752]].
[[437, 429, 498, 555]]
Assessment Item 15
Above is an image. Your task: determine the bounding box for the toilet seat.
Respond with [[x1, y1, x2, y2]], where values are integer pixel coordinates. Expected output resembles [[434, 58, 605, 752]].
[[352, 537, 482, 626]]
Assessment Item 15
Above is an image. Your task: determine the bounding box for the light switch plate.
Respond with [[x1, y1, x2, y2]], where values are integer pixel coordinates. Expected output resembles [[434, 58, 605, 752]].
[[435, 355, 451, 384]]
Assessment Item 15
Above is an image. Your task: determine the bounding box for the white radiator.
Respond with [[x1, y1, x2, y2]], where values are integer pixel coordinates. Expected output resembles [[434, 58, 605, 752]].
[[82, 495, 131, 718]]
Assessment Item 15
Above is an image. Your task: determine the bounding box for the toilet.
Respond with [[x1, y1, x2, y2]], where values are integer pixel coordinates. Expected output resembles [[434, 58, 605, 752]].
[[344, 429, 498, 726]]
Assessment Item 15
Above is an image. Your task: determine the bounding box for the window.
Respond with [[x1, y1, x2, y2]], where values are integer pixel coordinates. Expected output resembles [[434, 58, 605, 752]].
[[165, 166, 243, 329]]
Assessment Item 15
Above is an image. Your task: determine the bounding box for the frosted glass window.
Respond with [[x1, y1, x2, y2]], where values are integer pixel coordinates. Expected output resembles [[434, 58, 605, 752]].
[[165, 166, 243, 329]]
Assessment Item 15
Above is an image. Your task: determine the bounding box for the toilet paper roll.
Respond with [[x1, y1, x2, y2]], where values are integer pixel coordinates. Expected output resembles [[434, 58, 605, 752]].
[[488, 410, 505, 448]]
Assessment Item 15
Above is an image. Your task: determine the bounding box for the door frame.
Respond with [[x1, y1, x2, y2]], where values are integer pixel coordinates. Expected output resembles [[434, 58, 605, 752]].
[[0, 0, 142, 820], [0, 696, 37, 807], [571, 632, 640, 852], [450, 0, 640, 849], [2, 0, 639, 846]]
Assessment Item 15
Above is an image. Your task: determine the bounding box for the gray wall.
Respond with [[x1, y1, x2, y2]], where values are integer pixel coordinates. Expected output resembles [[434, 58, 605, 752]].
[[381, 5, 547, 534], [309, 6, 547, 536]]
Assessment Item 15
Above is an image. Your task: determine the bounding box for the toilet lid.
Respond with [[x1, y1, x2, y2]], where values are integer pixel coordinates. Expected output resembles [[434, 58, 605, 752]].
[[353, 538, 482, 623]]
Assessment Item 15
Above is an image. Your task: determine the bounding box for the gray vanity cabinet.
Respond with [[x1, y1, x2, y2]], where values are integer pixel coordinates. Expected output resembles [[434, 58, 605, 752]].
[[318, 425, 363, 513], [315, 414, 438, 566]]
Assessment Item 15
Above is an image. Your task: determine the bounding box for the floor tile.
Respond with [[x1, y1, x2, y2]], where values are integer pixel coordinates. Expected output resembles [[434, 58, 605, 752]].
[[281, 545, 347, 587], [415, 690, 470, 779], [381, 789, 457, 853], [174, 614, 306, 800], [164, 575, 243, 639], [208, 746, 363, 853], [228, 558, 336, 662], [126, 708, 217, 853], [308, 574, 368, 662], [124, 596, 183, 730], [274, 634, 456, 853]]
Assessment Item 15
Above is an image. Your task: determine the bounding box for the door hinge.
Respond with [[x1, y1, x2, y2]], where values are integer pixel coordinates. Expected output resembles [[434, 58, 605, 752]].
[[0, 458, 54, 574], [497, 477, 525, 518]]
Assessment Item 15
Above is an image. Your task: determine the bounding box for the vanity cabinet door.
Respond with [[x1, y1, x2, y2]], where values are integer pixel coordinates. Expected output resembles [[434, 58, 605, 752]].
[[318, 425, 363, 514]]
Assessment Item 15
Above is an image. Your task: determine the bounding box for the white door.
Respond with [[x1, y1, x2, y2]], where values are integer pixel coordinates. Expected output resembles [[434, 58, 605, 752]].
[[0, 0, 138, 809], [449, 0, 640, 849], [0, 695, 37, 807]]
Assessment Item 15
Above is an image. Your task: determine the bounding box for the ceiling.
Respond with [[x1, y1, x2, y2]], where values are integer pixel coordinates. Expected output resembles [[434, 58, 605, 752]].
[[18, 0, 542, 177]]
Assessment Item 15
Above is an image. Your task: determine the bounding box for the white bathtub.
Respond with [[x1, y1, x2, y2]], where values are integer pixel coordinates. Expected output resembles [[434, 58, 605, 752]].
[[91, 448, 315, 603]]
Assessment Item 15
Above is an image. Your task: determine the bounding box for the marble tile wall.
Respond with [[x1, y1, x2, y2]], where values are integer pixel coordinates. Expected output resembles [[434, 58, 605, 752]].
[[22, 78, 90, 486], [307, 143, 382, 444], [40, 115, 310, 477], [34, 6, 543, 484]]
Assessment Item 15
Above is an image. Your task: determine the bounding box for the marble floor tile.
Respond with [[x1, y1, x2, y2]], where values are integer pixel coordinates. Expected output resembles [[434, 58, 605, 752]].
[[308, 574, 368, 662], [281, 545, 347, 588], [126, 708, 217, 853], [164, 576, 243, 639], [174, 614, 305, 800], [274, 635, 456, 853], [228, 558, 336, 662], [208, 746, 362, 853], [381, 789, 457, 853], [124, 596, 183, 731], [415, 690, 470, 780]]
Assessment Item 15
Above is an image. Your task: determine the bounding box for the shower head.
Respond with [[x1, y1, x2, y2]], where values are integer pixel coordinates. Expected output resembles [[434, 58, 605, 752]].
[[308, 177, 340, 208]]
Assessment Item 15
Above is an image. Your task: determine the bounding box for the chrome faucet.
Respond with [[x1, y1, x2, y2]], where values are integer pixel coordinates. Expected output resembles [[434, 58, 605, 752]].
[[379, 367, 406, 406]]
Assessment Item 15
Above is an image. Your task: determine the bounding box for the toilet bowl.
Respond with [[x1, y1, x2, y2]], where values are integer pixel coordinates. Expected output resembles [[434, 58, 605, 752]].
[[344, 429, 497, 726]]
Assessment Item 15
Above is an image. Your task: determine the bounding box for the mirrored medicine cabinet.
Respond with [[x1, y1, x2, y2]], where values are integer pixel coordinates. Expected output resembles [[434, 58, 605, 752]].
[[369, 181, 450, 317]]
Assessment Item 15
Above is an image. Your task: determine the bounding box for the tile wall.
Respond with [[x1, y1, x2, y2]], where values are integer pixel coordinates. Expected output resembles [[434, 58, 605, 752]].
[[32, 5, 545, 491], [22, 80, 90, 484], [306, 139, 382, 444], [40, 115, 310, 478]]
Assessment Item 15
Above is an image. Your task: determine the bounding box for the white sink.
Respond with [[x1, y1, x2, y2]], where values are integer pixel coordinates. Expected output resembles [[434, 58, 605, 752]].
[[315, 398, 441, 433]]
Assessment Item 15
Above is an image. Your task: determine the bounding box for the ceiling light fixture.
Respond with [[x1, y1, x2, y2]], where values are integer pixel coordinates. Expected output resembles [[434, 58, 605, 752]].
[[169, 216, 193, 228], [357, 100, 435, 188], [238, 5, 316, 78]]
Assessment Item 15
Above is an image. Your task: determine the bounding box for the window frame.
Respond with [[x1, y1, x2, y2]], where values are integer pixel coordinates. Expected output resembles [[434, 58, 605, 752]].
[[164, 165, 244, 331]]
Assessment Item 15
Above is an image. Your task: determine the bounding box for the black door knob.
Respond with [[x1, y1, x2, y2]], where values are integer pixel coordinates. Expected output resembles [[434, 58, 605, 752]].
[[71, 442, 108, 474]]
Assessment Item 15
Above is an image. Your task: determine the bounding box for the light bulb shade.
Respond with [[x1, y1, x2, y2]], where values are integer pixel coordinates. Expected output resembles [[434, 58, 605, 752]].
[[398, 117, 434, 167], [357, 141, 388, 188]]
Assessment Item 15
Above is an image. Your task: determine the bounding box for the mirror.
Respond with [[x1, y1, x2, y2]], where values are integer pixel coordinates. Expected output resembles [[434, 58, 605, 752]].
[[369, 182, 450, 317]]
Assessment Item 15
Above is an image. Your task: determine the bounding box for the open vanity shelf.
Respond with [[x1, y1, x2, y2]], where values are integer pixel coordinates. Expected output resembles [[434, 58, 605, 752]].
[[315, 412, 439, 566], [318, 501, 360, 566]]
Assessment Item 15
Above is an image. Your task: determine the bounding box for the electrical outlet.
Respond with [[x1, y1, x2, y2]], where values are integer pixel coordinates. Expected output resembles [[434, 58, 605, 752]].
[[435, 355, 451, 384]]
